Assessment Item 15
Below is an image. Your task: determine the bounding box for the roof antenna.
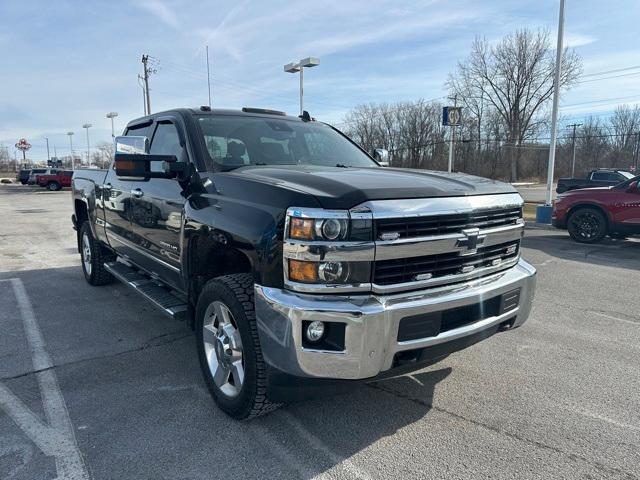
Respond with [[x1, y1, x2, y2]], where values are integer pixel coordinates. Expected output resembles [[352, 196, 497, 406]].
[[299, 110, 312, 122]]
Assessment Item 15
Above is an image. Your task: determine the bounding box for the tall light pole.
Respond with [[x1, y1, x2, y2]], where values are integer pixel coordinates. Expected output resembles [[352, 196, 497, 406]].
[[44, 136, 50, 163], [106, 112, 118, 138], [567, 123, 582, 177], [67, 132, 74, 170], [284, 57, 320, 115], [82, 123, 92, 165], [545, 0, 565, 207]]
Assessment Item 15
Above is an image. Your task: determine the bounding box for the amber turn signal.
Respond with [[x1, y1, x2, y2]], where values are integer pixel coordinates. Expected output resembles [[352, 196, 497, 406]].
[[288, 259, 318, 283], [289, 217, 314, 240]]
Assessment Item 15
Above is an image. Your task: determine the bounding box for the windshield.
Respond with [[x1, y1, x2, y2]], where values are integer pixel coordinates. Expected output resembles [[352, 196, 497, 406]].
[[197, 115, 378, 170], [620, 171, 635, 180]]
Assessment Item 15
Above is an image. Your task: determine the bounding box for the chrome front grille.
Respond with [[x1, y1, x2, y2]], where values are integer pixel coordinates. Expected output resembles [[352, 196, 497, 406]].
[[375, 206, 522, 240], [374, 240, 520, 286], [356, 193, 525, 294]]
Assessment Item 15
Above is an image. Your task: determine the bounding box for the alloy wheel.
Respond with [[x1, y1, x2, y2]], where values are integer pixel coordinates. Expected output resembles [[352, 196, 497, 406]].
[[571, 212, 600, 240], [202, 301, 244, 398], [82, 233, 92, 276]]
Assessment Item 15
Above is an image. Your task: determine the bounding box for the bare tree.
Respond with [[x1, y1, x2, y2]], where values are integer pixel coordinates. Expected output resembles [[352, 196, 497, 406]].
[[610, 105, 640, 153], [577, 117, 609, 170], [448, 28, 582, 180]]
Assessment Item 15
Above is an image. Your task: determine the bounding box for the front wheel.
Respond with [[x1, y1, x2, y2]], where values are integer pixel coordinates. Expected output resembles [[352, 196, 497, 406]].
[[195, 274, 279, 420], [567, 207, 607, 243]]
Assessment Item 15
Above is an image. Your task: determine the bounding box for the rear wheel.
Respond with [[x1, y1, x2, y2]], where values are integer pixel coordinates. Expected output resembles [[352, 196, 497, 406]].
[[79, 222, 114, 285], [196, 273, 279, 420], [48, 181, 61, 191], [567, 207, 607, 243]]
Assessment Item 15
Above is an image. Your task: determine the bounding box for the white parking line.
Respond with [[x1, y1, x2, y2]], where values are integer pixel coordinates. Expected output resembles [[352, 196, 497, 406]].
[[0, 278, 90, 480], [281, 410, 373, 480]]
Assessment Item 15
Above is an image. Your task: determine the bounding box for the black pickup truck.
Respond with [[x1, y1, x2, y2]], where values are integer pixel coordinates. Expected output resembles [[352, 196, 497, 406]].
[[72, 107, 536, 419], [556, 169, 635, 193]]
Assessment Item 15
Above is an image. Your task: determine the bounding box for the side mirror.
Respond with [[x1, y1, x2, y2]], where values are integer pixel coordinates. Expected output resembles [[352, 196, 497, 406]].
[[113, 135, 188, 180], [374, 148, 390, 167], [626, 181, 639, 193]]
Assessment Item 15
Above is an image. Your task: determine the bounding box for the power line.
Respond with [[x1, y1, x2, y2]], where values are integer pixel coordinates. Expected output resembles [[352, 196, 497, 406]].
[[580, 65, 640, 78]]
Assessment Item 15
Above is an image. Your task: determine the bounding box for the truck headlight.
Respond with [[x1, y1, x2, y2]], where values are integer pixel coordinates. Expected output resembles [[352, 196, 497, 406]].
[[284, 207, 374, 292], [289, 217, 348, 241]]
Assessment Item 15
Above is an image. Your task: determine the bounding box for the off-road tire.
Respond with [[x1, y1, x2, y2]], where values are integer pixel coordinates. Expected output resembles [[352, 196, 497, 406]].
[[80, 221, 114, 285], [196, 273, 280, 420], [567, 207, 607, 244]]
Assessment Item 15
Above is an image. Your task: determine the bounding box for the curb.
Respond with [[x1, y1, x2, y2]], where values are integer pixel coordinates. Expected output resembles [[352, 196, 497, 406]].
[[525, 222, 557, 231]]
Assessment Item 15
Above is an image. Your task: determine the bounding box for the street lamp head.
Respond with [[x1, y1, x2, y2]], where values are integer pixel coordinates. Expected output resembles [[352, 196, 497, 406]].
[[82, 123, 92, 129], [67, 132, 74, 136], [284, 62, 300, 73], [300, 57, 320, 68], [106, 112, 118, 119]]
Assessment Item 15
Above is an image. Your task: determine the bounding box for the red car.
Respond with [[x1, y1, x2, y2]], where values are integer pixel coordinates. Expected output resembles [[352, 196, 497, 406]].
[[552, 175, 640, 243], [37, 170, 73, 191]]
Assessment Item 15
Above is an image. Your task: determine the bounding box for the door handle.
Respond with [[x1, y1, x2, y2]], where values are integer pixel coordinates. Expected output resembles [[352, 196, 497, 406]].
[[131, 188, 144, 198]]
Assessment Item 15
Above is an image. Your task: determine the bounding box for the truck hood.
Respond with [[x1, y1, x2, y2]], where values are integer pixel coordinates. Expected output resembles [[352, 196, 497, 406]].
[[226, 165, 517, 209]]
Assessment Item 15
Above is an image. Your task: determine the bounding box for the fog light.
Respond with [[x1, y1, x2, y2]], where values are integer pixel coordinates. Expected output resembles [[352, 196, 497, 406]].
[[306, 321, 325, 342]]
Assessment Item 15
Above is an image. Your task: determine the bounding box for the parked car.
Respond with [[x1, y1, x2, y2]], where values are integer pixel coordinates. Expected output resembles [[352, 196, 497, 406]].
[[28, 168, 59, 185], [26, 168, 50, 185], [37, 170, 73, 190], [552, 175, 640, 243], [17, 169, 32, 184], [72, 107, 536, 419], [556, 169, 634, 193]]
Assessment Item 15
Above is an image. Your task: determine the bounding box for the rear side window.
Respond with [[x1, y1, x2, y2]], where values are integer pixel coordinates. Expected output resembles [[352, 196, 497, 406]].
[[591, 172, 610, 181]]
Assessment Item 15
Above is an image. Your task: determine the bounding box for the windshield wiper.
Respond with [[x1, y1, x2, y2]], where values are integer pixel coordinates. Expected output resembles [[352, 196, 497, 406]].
[[334, 163, 349, 168]]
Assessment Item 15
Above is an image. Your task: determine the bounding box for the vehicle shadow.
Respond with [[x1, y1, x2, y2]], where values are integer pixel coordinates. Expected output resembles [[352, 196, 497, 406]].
[[1, 265, 456, 479], [522, 231, 640, 271]]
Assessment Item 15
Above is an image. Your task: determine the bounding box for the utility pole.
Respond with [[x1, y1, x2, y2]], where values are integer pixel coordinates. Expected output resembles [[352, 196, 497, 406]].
[[142, 54, 152, 115], [568, 123, 582, 177], [545, 0, 565, 206], [138, 75, 147, 115], [44, 137, 50, 162], [206, 45, 212, 108], [448, 95, 458, 173]]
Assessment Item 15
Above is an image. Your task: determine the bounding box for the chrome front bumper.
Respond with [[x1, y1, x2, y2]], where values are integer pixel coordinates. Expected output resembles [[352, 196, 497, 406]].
[[255, 259, 536, 380]]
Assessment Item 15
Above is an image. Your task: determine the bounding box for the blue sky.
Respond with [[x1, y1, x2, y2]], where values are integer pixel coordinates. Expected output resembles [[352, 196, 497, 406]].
[[1, 0, 639, 162]]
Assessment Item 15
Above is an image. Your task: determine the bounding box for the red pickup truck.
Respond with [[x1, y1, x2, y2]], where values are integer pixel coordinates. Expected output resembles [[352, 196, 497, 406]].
[[552, 175, 640, 243], [37, 170, 73, 191]]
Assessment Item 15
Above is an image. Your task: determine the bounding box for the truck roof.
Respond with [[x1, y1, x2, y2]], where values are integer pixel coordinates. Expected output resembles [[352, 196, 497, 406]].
[[126, 107, 308, 129]]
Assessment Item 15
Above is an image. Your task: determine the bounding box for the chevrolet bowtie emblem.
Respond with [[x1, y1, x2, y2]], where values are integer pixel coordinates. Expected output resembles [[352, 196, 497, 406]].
[[456, 228, 485, 255]]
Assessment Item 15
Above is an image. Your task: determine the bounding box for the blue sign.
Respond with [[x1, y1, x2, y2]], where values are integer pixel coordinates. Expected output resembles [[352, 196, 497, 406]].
[[443, 106, 462, 126]]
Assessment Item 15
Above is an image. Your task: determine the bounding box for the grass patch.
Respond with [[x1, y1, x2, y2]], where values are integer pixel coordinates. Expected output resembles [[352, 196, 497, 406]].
[[523, 203, 538, 222]]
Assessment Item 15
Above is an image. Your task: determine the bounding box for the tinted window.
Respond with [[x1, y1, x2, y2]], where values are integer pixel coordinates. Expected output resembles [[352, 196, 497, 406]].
[[149, 122, 185, 172], [591, 172, 610, 181], [198, 115, 377, 171]]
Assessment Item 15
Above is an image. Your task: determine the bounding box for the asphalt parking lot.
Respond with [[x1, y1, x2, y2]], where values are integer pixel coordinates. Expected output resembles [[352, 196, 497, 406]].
[[1, 184, 639, 480]]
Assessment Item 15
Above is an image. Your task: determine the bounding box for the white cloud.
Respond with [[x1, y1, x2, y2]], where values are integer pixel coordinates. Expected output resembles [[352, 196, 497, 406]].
[[138, 0, 179, 28], [564, 33, 597, 48]]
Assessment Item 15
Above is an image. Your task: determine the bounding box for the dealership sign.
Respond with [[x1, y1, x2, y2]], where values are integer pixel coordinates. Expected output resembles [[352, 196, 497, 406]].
[[15, 138, 31, 151]]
